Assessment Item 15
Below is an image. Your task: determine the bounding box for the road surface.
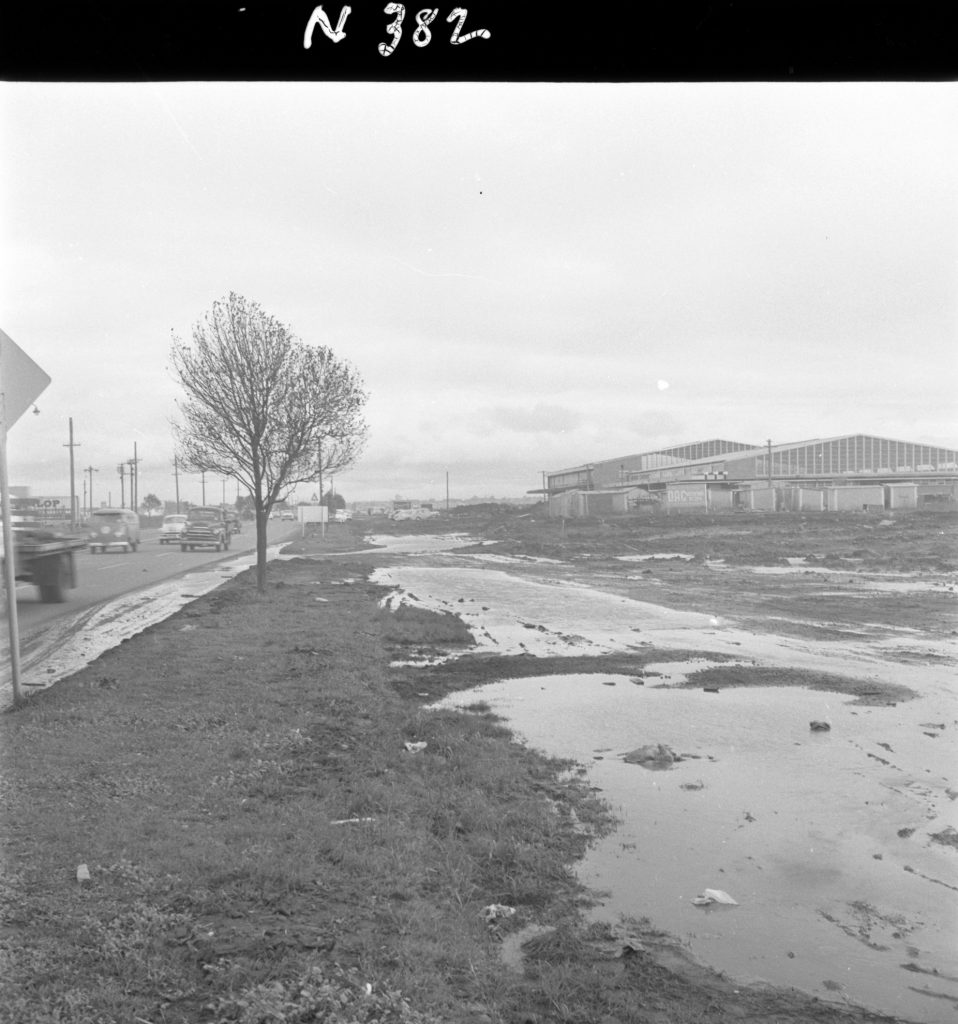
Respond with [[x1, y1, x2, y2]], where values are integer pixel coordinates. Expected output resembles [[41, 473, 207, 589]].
[[2, 519, 302, 705]]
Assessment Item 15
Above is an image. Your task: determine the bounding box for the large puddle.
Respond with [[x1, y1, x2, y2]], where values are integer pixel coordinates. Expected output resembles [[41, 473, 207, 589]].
[[435, 673, 958, 1023], [372, 554, 958, 1023]]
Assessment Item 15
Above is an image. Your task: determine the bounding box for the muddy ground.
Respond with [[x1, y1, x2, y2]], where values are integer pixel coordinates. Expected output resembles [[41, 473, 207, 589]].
[[351, 508, 957, 1022]]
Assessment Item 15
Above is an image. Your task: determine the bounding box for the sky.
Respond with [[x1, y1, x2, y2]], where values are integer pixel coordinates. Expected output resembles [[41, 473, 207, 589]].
[[1, 82, 956, 508]]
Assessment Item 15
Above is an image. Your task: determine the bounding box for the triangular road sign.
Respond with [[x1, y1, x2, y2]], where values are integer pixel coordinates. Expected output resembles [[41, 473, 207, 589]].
[[0, 328, 52, 429]]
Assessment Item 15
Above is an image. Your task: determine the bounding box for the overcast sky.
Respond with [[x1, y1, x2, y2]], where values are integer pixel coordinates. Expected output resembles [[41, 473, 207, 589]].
[[1, 82, 955, 508]]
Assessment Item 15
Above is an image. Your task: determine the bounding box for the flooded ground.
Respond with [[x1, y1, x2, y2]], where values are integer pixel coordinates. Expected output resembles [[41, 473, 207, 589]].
[[4, 520, 955, 1021], [369, 536, 958, 1024]]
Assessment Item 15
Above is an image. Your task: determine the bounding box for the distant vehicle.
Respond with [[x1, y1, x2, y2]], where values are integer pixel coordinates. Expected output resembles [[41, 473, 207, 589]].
[[158, 514, 188, 544], [87, 508, 141, 553], [225, 513, 241, 535], [181, 506, 231, 551], [333, 509, 352, 522], [280, 509, 296, 521]]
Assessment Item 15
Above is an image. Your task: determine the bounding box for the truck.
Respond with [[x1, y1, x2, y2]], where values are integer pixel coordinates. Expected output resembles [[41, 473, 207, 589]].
[[180, 505, 231, 551], [1, 518, 87, 603]]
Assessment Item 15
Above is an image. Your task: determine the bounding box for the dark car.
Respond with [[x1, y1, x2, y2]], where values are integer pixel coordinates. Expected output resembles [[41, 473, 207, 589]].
[[181, 506, 231, 552]]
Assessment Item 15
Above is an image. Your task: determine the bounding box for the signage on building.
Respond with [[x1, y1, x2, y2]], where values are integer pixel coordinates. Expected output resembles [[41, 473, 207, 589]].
[[14, 495, 73, 520], [666, 485, 707, 506]]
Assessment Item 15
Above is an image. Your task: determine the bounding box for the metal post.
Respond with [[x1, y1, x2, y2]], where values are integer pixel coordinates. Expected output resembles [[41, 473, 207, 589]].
[[0, 396, 23, 704], [118, 463, 126, 507], [446, 470, 449, 511], [201, 469, 206, 505], [317, 439, 324, 509]]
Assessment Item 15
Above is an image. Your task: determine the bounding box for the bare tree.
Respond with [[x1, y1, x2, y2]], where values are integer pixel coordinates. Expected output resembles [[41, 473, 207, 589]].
[[170, 292, 368, 589]]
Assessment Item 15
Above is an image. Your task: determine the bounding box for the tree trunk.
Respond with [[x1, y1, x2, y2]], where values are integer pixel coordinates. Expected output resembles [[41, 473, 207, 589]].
[[253, 474, 268, 592], [255, 508, 268, 591]]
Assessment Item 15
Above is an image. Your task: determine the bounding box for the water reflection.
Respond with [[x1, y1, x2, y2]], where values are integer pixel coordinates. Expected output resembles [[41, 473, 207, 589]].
[[435, 673, 958, 1024]]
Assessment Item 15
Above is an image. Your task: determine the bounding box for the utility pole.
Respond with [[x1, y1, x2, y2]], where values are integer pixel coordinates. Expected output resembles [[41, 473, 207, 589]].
[[221, 477, 226, 506], [84, 465, 98, 515], [63, 417, 80, 528], [117, 462, 126, 508], [172, 455, 181, 513], [201, 468, 206, 505], [446, 470, 449, 511], [127, 443, 140, 513]]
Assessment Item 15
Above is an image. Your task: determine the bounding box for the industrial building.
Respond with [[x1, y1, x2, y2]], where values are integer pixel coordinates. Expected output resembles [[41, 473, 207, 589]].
[[538, 434, 958, 516]]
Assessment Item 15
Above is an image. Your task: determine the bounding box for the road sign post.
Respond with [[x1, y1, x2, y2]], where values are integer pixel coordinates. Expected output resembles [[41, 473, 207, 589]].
[[0, 329, 52, 704]]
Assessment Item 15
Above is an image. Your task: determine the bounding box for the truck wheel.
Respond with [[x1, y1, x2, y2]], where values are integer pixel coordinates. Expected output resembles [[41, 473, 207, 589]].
[[215, 538, 222, 552], [39, 554, 69, 603]]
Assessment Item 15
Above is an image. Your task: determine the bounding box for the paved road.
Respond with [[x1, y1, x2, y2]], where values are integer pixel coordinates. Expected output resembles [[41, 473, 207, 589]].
[[12, 519, 300, 633]]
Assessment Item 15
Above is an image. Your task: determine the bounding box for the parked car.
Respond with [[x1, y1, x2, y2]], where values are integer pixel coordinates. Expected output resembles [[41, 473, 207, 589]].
[[86, 508, 141, 553], [333, 509, 352, 522], [181, 506, 231, 552], [280, 509, 296, 520], [225, 513, 241, 535], [158, 513, 188, 544]]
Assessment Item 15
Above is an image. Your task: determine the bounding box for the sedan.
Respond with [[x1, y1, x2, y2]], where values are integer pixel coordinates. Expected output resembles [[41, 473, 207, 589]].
[[159, 514, 188, 543]]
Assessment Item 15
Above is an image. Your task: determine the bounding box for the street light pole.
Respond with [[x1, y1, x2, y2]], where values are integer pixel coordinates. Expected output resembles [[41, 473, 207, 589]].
[[117, 463, 126, 508]]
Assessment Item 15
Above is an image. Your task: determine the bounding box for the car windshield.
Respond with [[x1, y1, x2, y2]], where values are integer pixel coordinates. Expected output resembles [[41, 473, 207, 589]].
[[188, 510, 219, 522], [93, 512, 123, 520], [164, 516, 186, 524]]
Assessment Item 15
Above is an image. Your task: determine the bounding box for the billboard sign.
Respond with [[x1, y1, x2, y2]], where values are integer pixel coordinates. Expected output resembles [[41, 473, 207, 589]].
[[665, 484, 707, 507], [14, 495, 73, 521]]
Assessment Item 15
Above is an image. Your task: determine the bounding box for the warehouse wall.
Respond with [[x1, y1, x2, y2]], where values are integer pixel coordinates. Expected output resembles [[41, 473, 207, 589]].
[[708, 488, 734, 510], [824, 485, 885, 511]]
